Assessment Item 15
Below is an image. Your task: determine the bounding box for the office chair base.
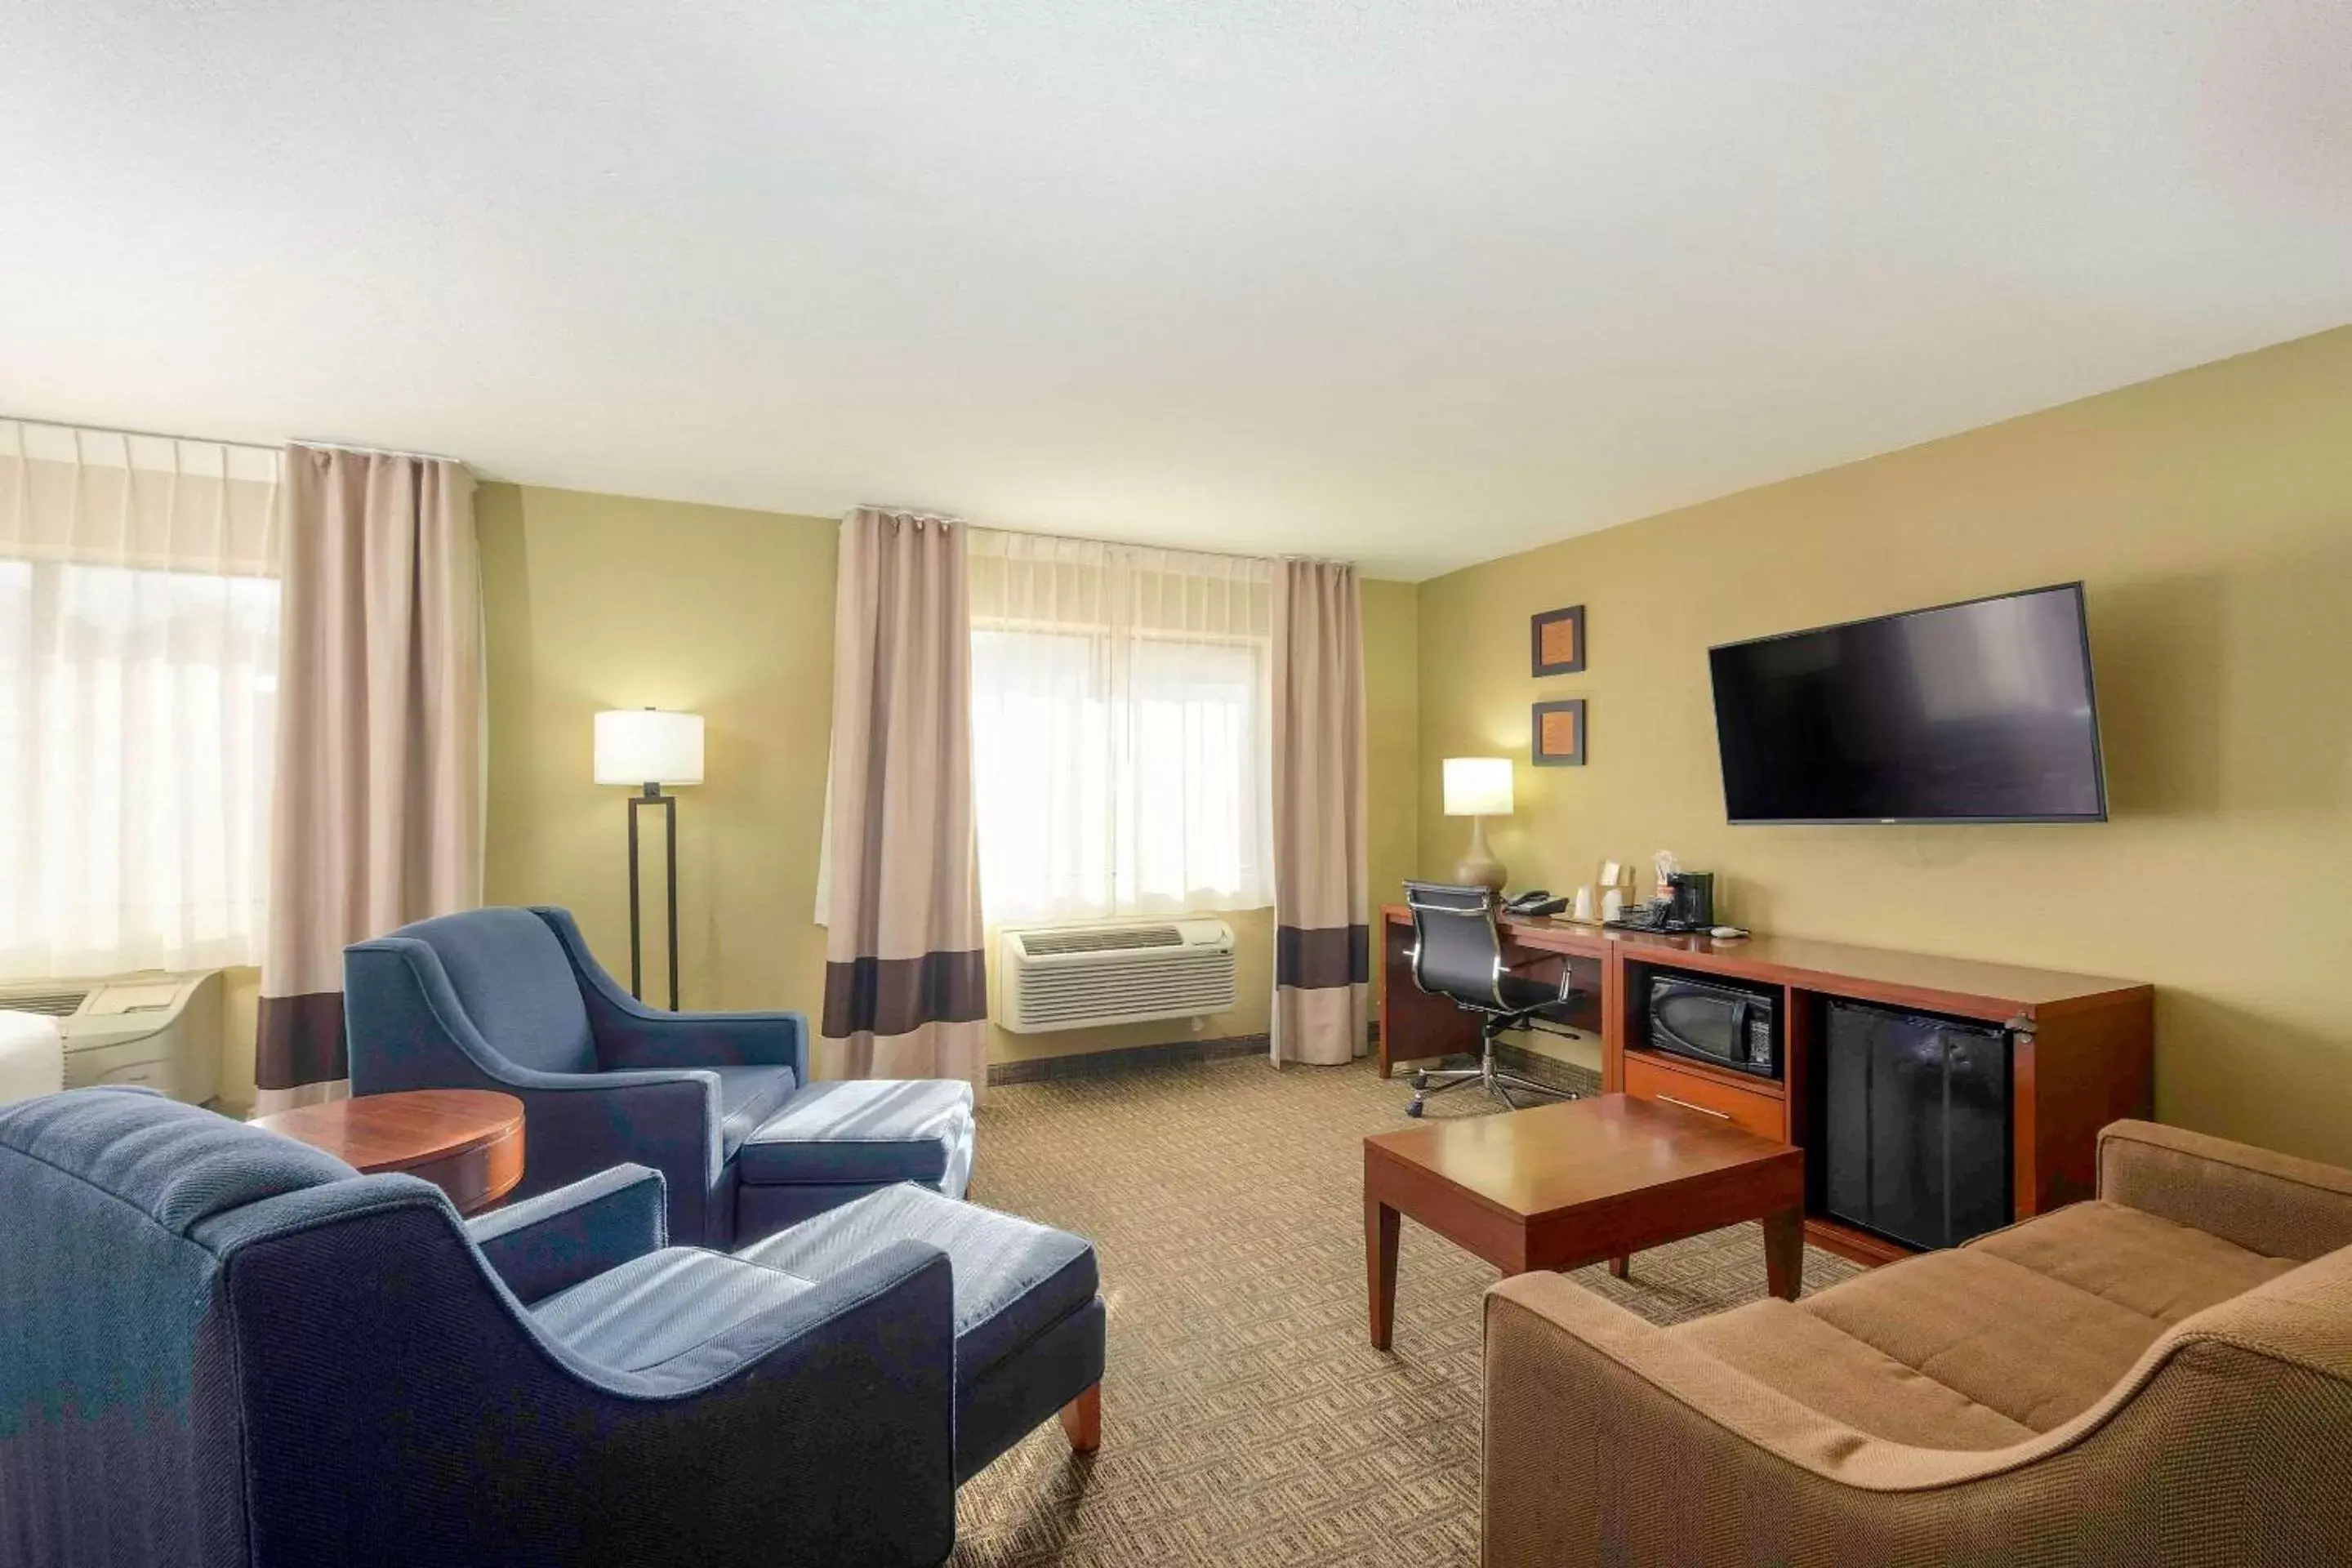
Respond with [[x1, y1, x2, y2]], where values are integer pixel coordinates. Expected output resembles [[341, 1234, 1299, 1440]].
[[1406, 1058, 1576, 1117]]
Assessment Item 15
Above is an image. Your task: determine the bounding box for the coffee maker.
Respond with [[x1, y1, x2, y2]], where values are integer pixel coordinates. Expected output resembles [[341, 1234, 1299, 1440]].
[[1664, 871, 1715, 932]]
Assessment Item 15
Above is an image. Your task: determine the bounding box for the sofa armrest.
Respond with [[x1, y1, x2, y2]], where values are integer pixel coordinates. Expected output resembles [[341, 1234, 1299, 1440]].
[[592, 1007, 809, 1076], [219, 1188, 956, 1566], [1482, 1269, 2352, 1567], [616, 1238, 959, 1563], [465, 1164, 666, 1304], [2098, 1120, 2352, 1262], [532, 906, 810, 1079]]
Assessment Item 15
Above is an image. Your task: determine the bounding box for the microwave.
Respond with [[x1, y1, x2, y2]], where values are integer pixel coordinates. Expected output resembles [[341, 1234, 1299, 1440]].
[[1646, 973, 1780, 1080]]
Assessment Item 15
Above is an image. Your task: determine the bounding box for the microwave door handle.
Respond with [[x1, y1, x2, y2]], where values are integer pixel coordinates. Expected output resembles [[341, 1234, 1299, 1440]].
[[1731, 999, 1749, 1054]]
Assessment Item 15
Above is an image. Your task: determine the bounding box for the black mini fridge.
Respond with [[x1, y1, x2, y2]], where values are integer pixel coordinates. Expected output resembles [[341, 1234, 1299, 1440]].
[[1822, 999, 2011, 1250]]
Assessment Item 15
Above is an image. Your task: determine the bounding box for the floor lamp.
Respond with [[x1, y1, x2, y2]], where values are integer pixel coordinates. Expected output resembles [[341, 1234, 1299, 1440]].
[[594, 708, 704, 1010]]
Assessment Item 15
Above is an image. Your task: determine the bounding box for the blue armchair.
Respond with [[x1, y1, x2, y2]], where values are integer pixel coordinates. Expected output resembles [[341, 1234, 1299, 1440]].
[[345, 906, 971, 1246], [0, 1086, 956, 1568]]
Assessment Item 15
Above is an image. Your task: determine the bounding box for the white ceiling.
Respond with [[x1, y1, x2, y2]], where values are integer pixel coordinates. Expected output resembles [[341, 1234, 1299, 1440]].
[[4, 3, 2349, 580]]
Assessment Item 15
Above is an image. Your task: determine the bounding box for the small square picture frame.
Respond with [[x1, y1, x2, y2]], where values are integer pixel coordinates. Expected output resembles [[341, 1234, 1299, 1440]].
[[1532, 697, 1587, 767], [1530, 604, 1586, 676]]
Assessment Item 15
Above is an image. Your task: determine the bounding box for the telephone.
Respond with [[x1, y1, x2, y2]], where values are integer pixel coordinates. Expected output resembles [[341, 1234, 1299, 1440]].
[[1502, 889, 1569, 918]]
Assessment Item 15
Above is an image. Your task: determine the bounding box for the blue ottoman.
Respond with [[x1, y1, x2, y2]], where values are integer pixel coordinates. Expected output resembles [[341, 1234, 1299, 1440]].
[[737, 1183, 1106, 1483], [733, 1078, 977, 1243]]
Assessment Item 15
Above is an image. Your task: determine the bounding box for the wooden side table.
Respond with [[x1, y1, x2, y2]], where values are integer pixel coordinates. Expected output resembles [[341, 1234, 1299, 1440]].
[[253, 1089, 526, 1214]]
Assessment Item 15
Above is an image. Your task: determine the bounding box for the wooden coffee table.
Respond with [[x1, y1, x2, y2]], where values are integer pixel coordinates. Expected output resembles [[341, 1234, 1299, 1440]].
[[1363, 1092, 1803, 1349], [253, 1089, 526, 1214]]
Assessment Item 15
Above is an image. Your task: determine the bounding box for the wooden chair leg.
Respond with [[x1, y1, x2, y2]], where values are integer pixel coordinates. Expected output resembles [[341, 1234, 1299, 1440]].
[[1060, 1383, 1102, 1453]]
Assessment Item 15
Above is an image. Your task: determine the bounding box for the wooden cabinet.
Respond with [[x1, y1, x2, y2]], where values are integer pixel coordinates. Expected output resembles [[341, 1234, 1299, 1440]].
[[1379, 904, 2155, 1267]]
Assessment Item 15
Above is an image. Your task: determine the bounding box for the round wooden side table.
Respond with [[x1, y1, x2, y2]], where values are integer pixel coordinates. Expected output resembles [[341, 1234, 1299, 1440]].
[[252, 1089, 526, 1214]]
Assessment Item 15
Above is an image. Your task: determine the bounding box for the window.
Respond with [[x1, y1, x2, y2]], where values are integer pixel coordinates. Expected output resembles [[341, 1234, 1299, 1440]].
[[968, 530, 1272, 924], [0, 423, 281, 978]]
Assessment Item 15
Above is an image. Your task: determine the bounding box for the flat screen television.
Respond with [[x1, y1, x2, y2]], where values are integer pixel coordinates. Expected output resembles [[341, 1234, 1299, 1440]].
[[1709, 583, 2106, 825]]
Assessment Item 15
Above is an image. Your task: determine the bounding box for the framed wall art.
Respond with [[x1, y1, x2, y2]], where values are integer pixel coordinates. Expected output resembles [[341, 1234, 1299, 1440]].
[[1532, 697, 1586, 767], [1530, 604, 1585, 676]]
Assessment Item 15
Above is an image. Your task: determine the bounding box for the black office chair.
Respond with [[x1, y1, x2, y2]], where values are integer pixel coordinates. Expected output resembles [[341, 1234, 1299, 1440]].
[[1402, 880, 1583, 1116]]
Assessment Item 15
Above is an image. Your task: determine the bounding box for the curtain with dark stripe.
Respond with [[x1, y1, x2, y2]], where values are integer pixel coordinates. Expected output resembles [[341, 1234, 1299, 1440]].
[[255, 445, 483, 1107], [817, 508, 987, 1086], [1271, 559, 1370, 1066]]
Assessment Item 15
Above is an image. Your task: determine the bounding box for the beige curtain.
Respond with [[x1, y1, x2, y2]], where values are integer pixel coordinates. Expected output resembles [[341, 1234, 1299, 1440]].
[[256, 445, 482, 1105], [966, 528, 1274, 924], [1271, 559, 1370, 1066], [1, 421, 281, 980], [818, 508, 987, 1086]]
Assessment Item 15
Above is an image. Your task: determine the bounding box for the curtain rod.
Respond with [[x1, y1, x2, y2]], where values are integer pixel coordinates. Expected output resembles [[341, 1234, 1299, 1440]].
[[1, 413, 466, 469], [288, 436, 469, 466], [1, 411, 282, 458], [966, 516, 1355, 572]]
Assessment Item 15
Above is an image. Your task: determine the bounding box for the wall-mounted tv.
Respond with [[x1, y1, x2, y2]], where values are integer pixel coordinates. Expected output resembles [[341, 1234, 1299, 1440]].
[[1709, 583, 2106, 825]]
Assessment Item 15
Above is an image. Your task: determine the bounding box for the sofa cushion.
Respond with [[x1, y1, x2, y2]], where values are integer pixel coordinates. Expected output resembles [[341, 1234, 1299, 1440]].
[[530, 1247, 813, 1371], [1967, 1199, 2297, 1325], [1675, 1202, 2306, 1451], [736, 1183, 1095, 1384], [713, 1067, 800, 1161], [1673, 1300, 2039, 1451], [394, 907, 596, 1075], [736, 1079, 974, 1187], [1797, 1246, 2160, 1433]]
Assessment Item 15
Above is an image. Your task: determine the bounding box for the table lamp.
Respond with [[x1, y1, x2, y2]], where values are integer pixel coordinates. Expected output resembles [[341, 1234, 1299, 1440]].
[[1443, 756, 1513, 893], [594, 707, 704, 1009]]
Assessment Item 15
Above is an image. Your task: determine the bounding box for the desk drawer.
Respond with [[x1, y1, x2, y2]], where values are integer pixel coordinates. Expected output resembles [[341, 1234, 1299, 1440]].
[[1623, 1054, 1785, 1141]]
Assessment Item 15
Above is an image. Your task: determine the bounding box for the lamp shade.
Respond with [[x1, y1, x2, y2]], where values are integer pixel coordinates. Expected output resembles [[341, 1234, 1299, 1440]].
[[595, 709, 704, 786], [1442, 756, 1513, 817]]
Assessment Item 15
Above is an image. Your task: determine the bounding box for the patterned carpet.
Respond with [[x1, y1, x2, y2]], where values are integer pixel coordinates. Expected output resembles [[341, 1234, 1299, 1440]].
[[952, 1055, 1860, 1567]]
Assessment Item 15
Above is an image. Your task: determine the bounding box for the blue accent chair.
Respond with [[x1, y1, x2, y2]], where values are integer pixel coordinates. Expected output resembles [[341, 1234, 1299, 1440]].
[[0, 1086, 956, 1568], [343, 906, 975, 1245]]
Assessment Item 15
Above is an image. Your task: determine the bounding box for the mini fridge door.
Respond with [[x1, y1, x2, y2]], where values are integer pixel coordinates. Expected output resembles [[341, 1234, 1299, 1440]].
[[1823, 1000, 2011, 1250]]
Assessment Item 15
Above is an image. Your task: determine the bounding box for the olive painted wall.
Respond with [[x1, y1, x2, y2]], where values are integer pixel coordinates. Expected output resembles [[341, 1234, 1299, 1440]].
[[474, 483, 1422, 1071], [1413, 327, 2352, 1163]]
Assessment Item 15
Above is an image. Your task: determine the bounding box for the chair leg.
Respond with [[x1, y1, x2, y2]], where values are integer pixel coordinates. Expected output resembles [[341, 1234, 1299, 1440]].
[[1481, 1029, 1571, 1109], [1061, 1383, 1102, 1453], [1406, 1062, 1482, 1117]]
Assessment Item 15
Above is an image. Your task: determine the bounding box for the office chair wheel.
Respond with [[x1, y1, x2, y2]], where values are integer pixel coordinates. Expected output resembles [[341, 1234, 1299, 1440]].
[[1411, 1069, 1429, 1090], [1405, 1098, 1425, 1118]]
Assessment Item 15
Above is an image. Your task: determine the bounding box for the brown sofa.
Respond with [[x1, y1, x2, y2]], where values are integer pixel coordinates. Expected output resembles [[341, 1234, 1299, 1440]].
[[1482, 1120, 2352, 1566]]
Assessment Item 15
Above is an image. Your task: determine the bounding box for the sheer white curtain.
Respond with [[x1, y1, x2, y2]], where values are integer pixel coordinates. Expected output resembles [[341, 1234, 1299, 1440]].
[[968, 529, 1273, 924], [0, 420, 282, 979]]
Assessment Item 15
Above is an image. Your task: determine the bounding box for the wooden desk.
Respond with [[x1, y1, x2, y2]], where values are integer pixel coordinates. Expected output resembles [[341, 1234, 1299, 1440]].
[[1377, 906, 1612, 1081], [1363, 1094, 1804, 1349], [253, 1089, 526, 1215], [1378, 902, 2154, 1265]]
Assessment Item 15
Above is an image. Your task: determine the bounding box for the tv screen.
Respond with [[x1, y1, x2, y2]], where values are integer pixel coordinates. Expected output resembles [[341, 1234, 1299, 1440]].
[[1709, 584, 2106, 824]]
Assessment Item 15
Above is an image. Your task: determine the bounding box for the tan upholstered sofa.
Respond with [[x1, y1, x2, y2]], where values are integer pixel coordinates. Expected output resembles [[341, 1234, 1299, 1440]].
[[1482, 1120, 2352, 1566]]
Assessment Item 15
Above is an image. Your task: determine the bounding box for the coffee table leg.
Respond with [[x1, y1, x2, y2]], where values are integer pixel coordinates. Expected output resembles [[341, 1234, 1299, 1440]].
[[1367, 1196, 1401, 1349], [1609, 1255, 1630, 1280], [1763, 1205, 1804, 1301]]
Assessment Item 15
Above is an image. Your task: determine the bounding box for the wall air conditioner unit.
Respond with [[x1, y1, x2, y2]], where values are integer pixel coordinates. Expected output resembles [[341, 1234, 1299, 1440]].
[[997, 920, 1238, 1034], [0, 969, 225, 1106]]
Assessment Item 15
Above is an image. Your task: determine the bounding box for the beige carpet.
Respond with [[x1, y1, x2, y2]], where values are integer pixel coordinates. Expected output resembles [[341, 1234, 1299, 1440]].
[[951, 1056, 1858, 1567]]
